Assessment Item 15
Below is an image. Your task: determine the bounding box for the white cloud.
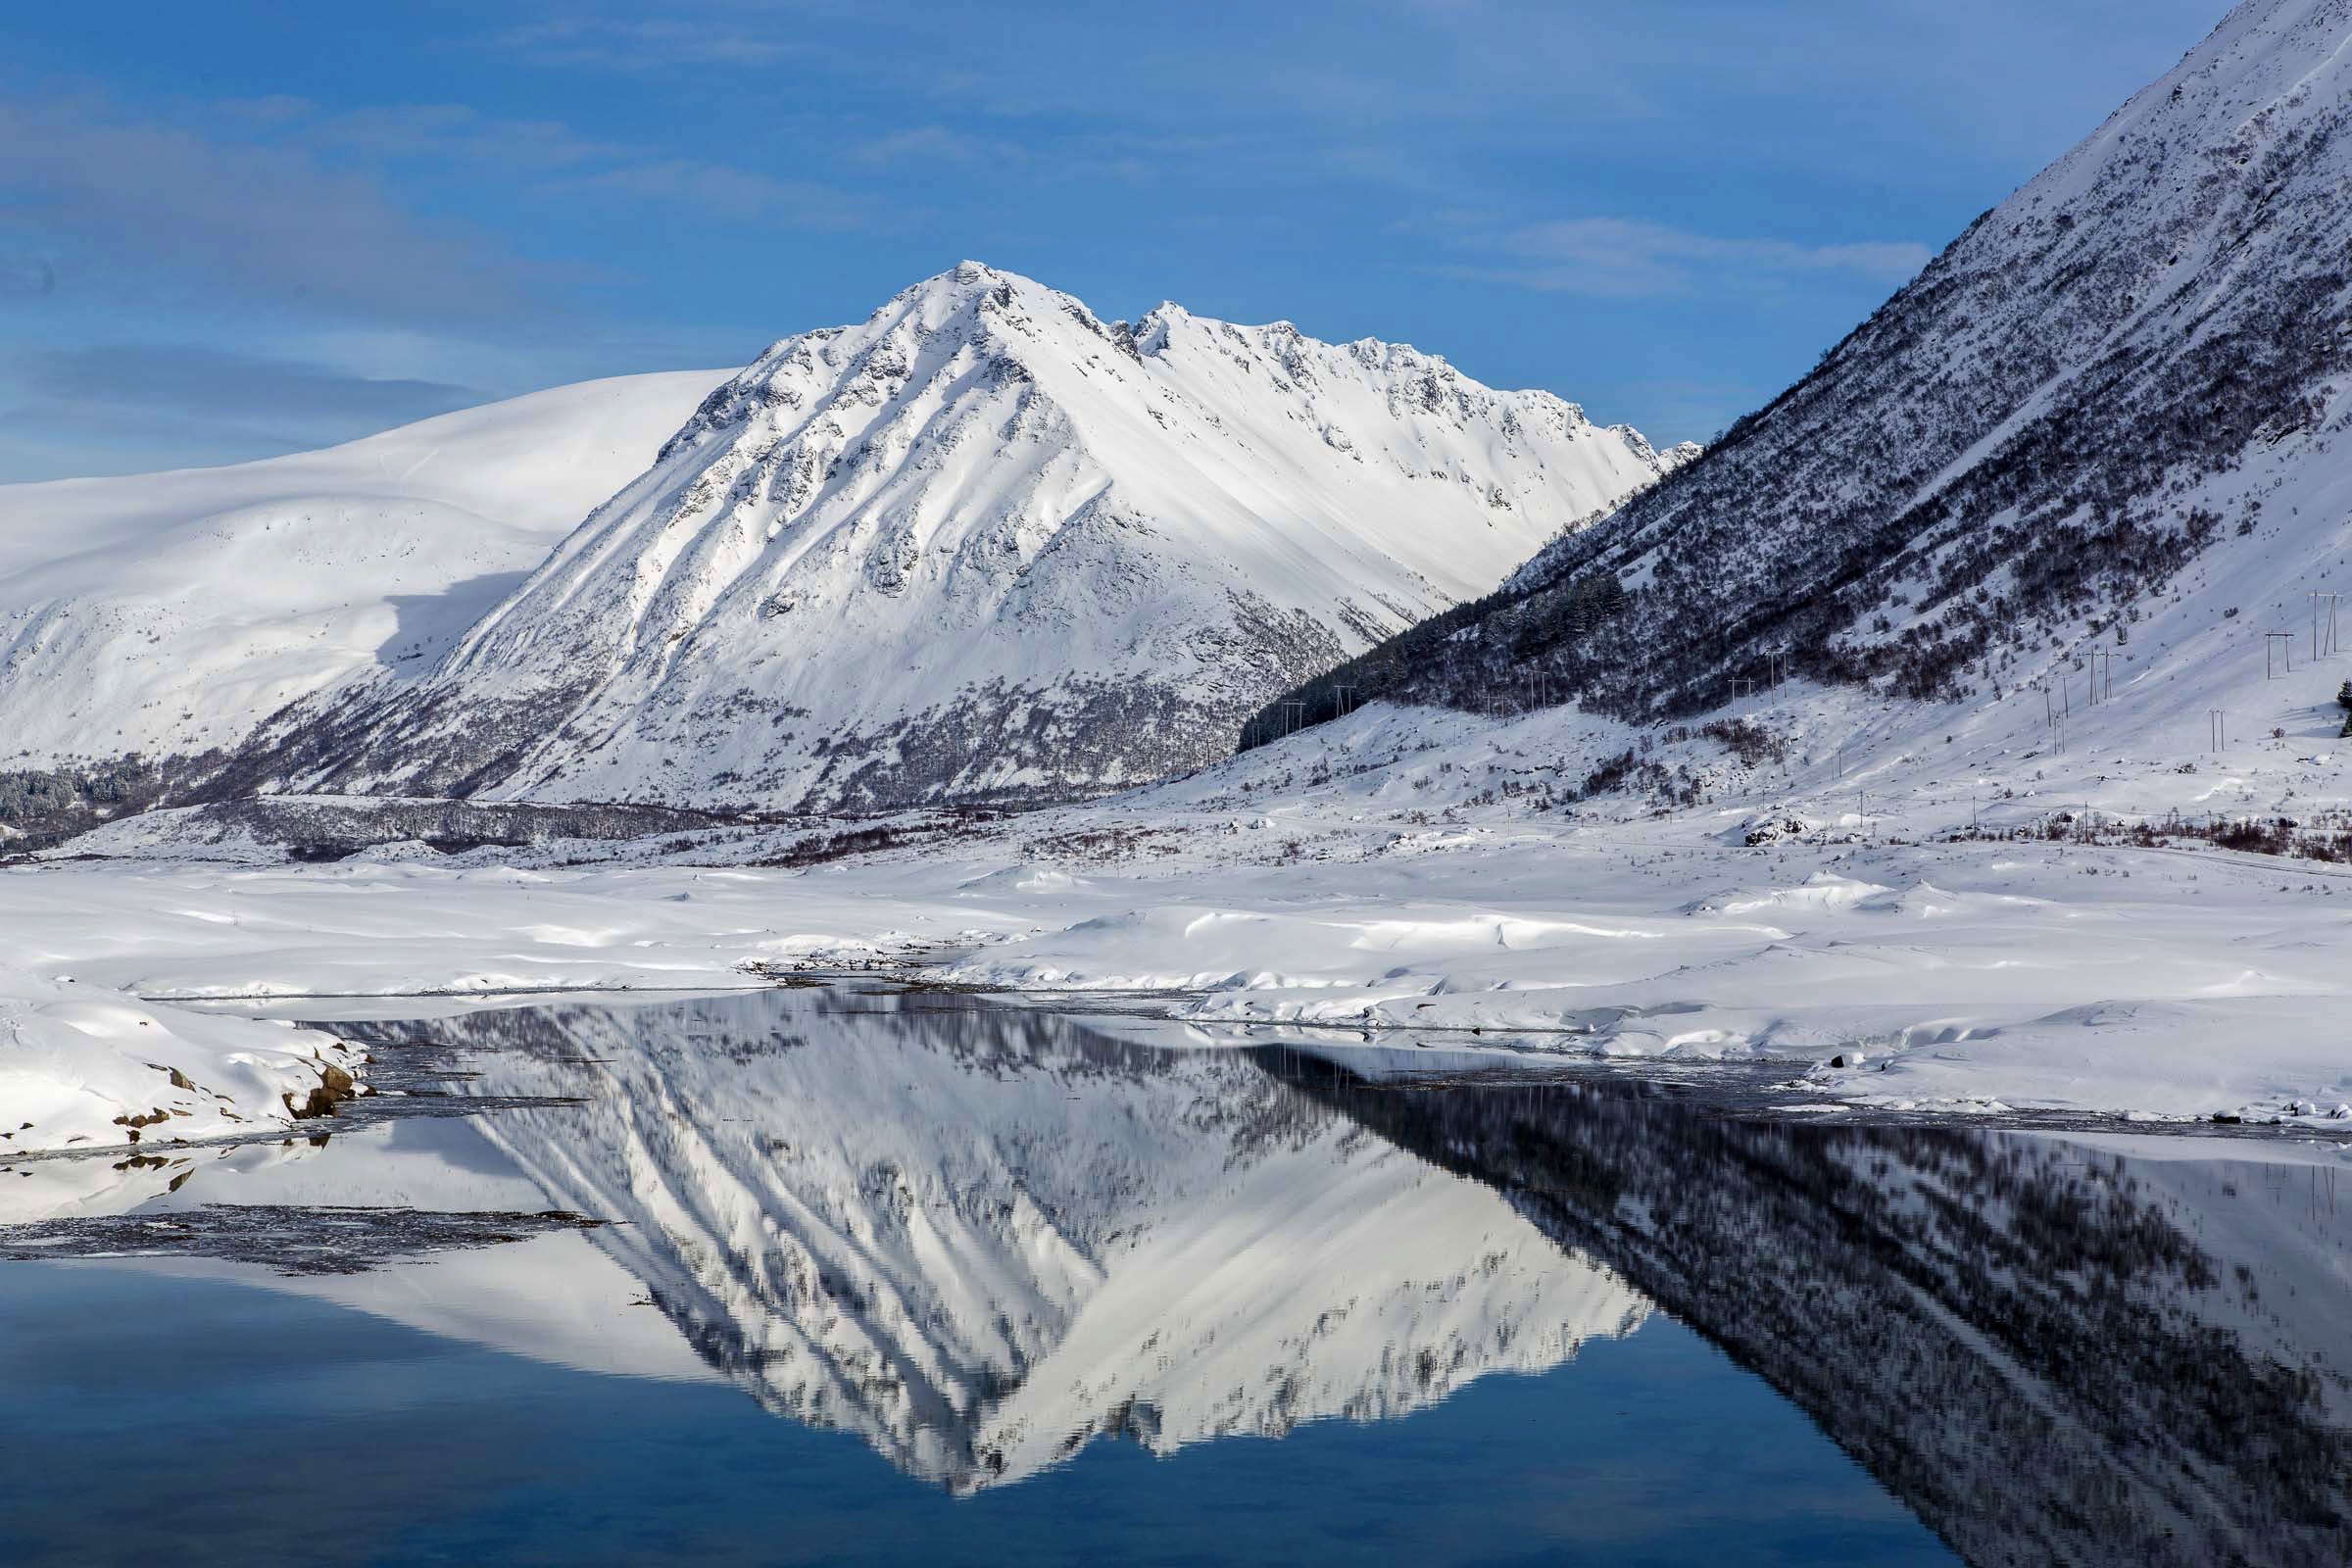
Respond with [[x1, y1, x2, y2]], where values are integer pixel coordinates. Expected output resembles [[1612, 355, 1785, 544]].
[[851, 125, 1027, 168], [491, 17, 798, 71], [0, 90, 537, 322], [1432, 216, 1933, 299], [539, 161, 900, 232]]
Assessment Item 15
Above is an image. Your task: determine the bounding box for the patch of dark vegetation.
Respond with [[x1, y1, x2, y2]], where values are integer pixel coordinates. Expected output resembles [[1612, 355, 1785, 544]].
[[753, 823, 928, 868], [749, 808, 1009, 869], [0, 753, 229, 853], [1020, 824, 1184, 860], [1951, 808, 2352, 863], [1239, 569, 1628, 748], [1690, 717, 1793, 769], [54, 794, 743, 862]]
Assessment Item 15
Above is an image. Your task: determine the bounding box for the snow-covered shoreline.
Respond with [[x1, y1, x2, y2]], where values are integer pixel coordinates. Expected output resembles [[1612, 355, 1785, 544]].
[[6, 736, 2350, 1156], [9, 660, 2350, 1154], [0, 968, 367, 1156]]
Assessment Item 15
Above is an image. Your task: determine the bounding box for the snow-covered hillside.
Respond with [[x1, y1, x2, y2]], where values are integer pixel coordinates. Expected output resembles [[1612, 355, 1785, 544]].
[[255, 263, 1679, 811], [0, 370, 726, 770], [1265, 0, 2352, 757]]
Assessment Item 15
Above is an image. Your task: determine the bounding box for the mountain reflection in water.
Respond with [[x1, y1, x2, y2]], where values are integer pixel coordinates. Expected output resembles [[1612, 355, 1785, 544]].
[[8, 986, 2346, 1568], [328, 991, 1654, 1494], [1261, 1047, 2352, 1568]]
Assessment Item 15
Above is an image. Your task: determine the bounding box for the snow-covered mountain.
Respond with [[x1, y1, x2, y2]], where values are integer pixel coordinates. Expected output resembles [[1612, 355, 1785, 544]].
[[342, 991, 1648, 1493], [1266, 0, 2352, 748], [254, 263, 1680, 811], [0, 371, 727, 771]]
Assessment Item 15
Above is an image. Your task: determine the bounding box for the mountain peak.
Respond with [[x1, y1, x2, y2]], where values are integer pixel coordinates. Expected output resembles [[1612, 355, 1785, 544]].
[[902, 260, 1099, 322], [255, 265, 1683, 811], [899, 259, 1042, 312]]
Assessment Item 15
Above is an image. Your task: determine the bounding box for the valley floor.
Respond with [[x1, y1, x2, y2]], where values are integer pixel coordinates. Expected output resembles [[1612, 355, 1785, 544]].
[[8, 690, 2352, 1157]]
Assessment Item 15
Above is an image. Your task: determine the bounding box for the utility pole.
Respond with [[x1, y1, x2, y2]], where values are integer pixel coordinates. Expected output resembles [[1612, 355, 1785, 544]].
[[2210, 710, 2227, 752], [2267, 632, 2294, 679], [2089, 651, 2115, 703], [2312, 591, 2343, 659]]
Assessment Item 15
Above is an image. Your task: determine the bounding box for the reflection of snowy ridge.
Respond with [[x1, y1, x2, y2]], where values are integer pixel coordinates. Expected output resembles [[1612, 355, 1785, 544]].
[[378, 993, 1647, 1492], [1292, 1061, 2352, 1568]]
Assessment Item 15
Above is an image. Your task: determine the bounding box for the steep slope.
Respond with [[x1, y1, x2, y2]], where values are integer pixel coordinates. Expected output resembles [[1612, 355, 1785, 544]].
[[1257, 0, 2352, 748], [256, 263, 1678, 811], [0, 370, 728, 771], [332, 991, 1649, 1493]]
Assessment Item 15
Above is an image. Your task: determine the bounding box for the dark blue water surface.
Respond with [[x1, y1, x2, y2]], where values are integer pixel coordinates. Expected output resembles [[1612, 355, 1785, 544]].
[[0, 1264, 1940, 1567], [2, 988, 2345, 1567]]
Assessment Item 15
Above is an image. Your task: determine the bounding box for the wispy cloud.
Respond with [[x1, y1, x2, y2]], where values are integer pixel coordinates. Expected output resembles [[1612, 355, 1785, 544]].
[[0, 82, 897, 327], [302, 102, 626, 169], [490, 17, 798, 71], [0, 90, 538, 323], [0, 252, 58, 299], [24, 343, 478, 425], [1428, 216, 1933, 300], [540, 161, 900, 231], [850, 124, 1027, 168], [0, 342, 489, 479]]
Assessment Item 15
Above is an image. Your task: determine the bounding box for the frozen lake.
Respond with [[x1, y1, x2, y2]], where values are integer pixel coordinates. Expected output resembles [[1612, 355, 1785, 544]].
[[3, 987, 2345, 1565]]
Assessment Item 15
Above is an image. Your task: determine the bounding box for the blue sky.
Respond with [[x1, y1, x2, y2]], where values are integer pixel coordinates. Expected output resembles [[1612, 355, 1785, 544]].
[[1, 0, 2227, 480]]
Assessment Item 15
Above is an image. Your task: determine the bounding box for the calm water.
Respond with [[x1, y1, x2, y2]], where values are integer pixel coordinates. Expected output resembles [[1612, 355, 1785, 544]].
[[2, 988, 2346, 1567]]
